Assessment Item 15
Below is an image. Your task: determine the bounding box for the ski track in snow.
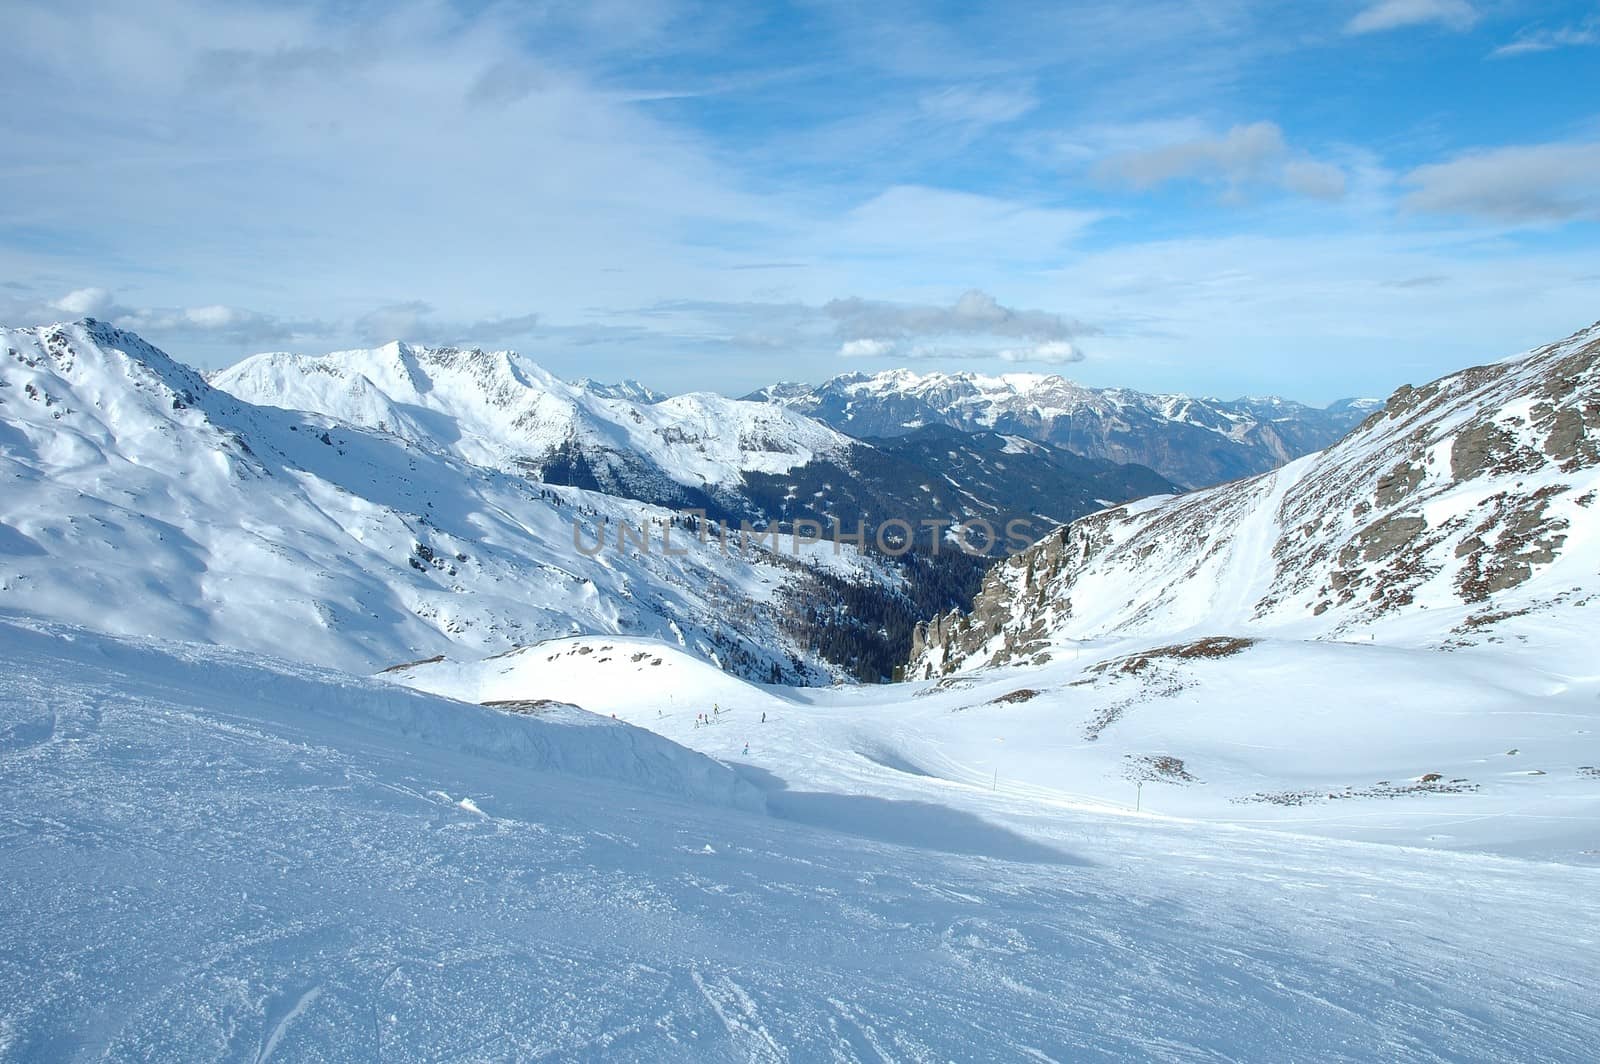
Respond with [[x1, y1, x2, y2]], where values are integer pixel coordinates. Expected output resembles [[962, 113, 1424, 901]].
[[2, 620, 1599, 1061]]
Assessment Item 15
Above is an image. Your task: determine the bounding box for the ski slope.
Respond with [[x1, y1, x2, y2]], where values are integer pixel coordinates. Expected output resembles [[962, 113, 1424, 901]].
[[395, 630, 1600, 859], [5, 618, 1600, 1060]]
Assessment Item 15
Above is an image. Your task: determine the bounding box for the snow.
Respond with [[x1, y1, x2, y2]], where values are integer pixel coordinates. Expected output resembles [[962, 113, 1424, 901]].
[[5, 318, 1600, 1059], [5, 618, 1600, 1060], [395, 628, 1600, 860], [0, 321, 869, 682], [916, 320, 1600, 671], [214, 343, 853, 491], [777, 366, 1348, 445], [387, 635, 775, 717]]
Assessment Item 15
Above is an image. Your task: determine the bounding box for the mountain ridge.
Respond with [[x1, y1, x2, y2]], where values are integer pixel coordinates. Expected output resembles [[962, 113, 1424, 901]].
[[747, 368, 1380, 488], [907, 320, 1600, 678]]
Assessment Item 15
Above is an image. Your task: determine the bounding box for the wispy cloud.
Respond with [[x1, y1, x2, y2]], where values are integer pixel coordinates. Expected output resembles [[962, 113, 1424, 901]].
[[351, 302, 543, 347], [1403, 141, 1600, 222], [1490, 15, 1600, 57], [827, 289, 1091, 364], [3, 287, 545, 353], [916, 84, 1038, 127], [1092, 122, 1346, 201], [1345, 0, 1479, 35], [604, 290, 1095, 366], [21, 287, 321, 346], [830, 186, 1101, 262]]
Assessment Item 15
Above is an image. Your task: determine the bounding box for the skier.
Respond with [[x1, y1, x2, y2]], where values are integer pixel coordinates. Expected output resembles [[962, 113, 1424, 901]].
[[761, 711, 766, 724], [742, 741, 749, 755]]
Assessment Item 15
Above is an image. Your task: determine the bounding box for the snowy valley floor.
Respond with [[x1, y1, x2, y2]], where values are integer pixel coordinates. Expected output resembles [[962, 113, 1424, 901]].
[[3, 618, 1599, 1061]]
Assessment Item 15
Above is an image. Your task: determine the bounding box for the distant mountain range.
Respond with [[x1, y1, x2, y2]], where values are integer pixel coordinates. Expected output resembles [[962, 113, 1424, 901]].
[[212, 341, 1181, 679], [216, 342, 1179, 554], [1, 324, 1176, 684], [747, 369, 1380, 489]]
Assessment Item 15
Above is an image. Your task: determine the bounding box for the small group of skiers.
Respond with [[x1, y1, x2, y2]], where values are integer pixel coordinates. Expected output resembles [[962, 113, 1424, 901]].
[[682, 703, 765, 756], [689, 705, 770, 728]]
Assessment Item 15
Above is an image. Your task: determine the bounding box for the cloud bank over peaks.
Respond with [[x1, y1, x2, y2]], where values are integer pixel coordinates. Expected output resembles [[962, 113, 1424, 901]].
[[829, 289, 1090, 364]]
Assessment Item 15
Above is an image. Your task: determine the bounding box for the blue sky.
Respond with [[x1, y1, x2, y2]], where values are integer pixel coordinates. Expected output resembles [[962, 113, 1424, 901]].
[[2, 0, 1597, 403]]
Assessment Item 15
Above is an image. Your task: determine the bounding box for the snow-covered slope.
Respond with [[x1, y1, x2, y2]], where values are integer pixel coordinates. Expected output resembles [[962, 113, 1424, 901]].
[[215, 342, 853, 498], [910, 321, 1600, 676], [0, 320, 868, 680], [388, 627, 1600, 858], [388, 634, 777, 716], [7, 617, 1600, 1059], [750, 368, 1378, 488]]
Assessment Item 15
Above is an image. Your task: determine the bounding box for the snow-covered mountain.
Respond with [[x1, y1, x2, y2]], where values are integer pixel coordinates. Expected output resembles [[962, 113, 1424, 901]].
[[909, 321, 1600, 677], [8, 323, 1600, 1059], [573, 376, 668, 403], [0, 319, 881, 681], [215, 343, 1178, 537], [215, 343, 851, 511], [208, 340, 1181, 678], [748, 369, 1379, 489]]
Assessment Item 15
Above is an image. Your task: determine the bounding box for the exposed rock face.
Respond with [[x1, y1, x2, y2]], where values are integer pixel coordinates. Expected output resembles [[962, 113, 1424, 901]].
[[908, 322, 1600, 677]]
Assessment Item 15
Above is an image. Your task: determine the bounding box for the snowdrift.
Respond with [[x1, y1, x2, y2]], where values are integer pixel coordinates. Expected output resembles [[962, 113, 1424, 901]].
[[0, 616, 763, 812], [386, 634, 787, 718]]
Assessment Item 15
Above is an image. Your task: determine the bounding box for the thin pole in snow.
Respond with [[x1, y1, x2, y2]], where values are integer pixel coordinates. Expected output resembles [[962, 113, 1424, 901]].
[[1136, 781, 1143, 813], [992, 768, 998, 792]]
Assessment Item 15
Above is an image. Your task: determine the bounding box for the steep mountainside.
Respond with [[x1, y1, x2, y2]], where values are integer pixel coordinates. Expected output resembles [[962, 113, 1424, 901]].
[[748, 369, 1378, 488], [215, 343, 852, 516], [0, 319, 886, 681], [908, 322, 1600, 677], [211, 341, 1179, 679], [215, 344, 1176, 539]]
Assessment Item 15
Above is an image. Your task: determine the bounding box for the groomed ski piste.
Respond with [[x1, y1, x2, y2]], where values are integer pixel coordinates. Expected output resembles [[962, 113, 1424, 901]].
[[6, 615, 1598, 1061]]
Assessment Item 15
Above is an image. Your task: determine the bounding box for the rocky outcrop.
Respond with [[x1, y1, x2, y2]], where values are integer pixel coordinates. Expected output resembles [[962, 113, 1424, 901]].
[[908, 321, 1600, 676]]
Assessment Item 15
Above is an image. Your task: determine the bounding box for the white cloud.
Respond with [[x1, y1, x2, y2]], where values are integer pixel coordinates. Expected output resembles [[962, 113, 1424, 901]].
[[1403, 141, 1600, 222], [182, 305, 244, 328], [839, 338, 896, 358], [24, 288, 317, 347], [1096, 122, 1286, 188], [1491, 16, 1600, 57], [827, 289, 1089, 344], [998, 341, 1082, 364], [344, 301, 545, 346], [1282, 159, 1349, 200], [615, 290, 1094, 365], [1345, 0, 1478, 35], [917, 85, 1038, 126], [1093, 122, 1346, 201], [832, 186, 1101, 262], [52, 288, 120, 317], [827, 289, 1093, 362]]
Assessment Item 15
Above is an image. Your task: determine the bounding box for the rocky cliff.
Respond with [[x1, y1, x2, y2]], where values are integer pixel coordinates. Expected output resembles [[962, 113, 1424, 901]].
[[908, 321, 1600, 678]]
